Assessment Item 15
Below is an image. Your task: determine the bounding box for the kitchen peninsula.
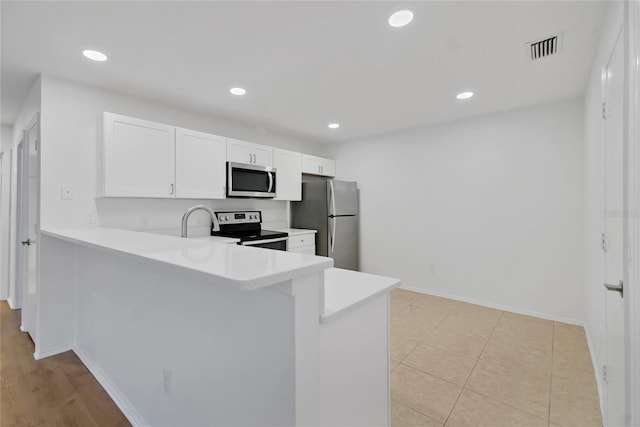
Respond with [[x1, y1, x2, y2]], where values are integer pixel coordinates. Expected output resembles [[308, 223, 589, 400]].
[[36, 226, 398, 427]]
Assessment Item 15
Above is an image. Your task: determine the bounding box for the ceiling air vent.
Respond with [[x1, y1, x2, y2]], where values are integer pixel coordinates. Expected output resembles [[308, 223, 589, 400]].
[[526, 33, 563, 61]]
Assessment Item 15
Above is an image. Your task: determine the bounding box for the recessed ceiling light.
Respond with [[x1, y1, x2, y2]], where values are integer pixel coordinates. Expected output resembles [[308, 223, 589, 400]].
[[456, 91, 474, 100], [328, 123, 340, 129], [82, 49, 107, 62], [230, 87, 247, 96], [388, 10, 414, 27]]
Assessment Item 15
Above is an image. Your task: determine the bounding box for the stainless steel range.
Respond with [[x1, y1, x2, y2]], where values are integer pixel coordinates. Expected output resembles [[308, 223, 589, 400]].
[[211, 211, 288, 251]]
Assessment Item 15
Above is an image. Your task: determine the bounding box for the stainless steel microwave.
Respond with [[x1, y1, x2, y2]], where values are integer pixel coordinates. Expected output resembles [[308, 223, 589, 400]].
[[226, 162, 277, 198]]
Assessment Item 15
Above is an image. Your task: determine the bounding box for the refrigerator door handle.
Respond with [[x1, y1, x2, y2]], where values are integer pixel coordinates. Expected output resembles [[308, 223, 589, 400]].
[[329, 180, 336, 217], [329, 217, 336, 255]]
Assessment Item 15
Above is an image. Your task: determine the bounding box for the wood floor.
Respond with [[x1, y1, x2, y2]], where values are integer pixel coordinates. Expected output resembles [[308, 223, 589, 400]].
[[0, 301, 130, 427], [2, 292, 603, 427]]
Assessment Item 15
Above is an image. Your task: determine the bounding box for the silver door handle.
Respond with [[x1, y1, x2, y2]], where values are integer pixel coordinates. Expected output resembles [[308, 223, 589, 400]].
[[267, 172, 274, 192], [249, 153, 253, 163], [169, 183, 174, 195], [21, 239, 32, 246], [329, 180, 336, 216], [604, 280, 624, 297]]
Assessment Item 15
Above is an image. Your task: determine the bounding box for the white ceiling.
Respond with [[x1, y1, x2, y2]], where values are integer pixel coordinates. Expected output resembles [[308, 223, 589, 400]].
[[1, 1, 606, 143]]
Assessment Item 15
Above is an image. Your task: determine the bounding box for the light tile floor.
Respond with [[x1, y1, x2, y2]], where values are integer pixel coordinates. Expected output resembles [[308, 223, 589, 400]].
[[390, 289, 602, 427]]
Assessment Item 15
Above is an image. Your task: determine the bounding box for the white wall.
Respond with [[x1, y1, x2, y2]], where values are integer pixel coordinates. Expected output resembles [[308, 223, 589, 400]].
[[1, 124, 11, 152], [0, 124, 11, 299], [39, 75, 328, 232], [582, 0, 624, 397], [331, 99, 585, 322], [0, 125, 11, 300]]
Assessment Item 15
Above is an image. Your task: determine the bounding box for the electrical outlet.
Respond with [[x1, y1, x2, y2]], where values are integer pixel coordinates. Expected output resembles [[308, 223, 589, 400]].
[[61, 186, 74, 200], [163, 368, 172, 396]]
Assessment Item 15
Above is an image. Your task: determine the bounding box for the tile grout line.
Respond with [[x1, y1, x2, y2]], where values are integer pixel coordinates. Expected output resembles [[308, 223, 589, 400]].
[[393, 293, 560, 425], [441, 309, 506, 426], [390, 399, 445, 426], [457, 324, 555, 424]]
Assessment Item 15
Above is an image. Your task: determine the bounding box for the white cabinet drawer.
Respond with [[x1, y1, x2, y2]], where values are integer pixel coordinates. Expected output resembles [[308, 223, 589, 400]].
[[289, 246, 316, 255], [288, 234, 316, 249]]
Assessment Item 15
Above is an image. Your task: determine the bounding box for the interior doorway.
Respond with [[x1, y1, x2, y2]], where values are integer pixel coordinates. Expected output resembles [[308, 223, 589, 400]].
[[14, 115, 40, 338], [602, 27, 626, 427]]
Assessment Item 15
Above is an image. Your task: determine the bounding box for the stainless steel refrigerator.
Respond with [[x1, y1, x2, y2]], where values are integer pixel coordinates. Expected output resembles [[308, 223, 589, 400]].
[[291, 180, 359, 271]]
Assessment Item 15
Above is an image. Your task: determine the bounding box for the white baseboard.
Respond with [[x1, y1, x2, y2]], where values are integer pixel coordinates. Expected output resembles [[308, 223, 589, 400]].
[[582, 322, 605, 419], [7, 296, 19, 310], [34, 344, 72, 360], [74, 345, 149, 427], [399, 285, 583, 325]]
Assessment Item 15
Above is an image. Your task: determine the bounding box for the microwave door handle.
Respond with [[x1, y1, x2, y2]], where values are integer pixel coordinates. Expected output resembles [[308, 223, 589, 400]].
[[268, 171, 274, 193]]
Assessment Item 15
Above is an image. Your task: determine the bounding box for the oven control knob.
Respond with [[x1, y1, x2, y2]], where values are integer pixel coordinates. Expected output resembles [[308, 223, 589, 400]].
[[225, 216, 230, 221]]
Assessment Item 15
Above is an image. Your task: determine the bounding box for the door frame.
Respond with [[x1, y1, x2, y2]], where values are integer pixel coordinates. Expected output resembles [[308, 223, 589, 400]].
[[0, 151, 4, 300], [625, 1, 640, 425], [13, 137, 25, 312]]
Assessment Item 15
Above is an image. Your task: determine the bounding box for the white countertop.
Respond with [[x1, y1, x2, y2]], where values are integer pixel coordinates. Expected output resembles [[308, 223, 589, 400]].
[[41, 226, 333, 291], [273, 228, 317, 236], [322, 268, 400, 322]]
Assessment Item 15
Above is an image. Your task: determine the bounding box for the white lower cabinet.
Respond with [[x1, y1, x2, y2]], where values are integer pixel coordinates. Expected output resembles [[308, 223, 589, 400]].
[[288, 232, 316, 255], [273, 148, 302, 201], [175, 127, 226, 199]]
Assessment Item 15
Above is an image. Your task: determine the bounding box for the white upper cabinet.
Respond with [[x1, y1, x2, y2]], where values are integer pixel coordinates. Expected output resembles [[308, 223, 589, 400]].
[[98, 112, 331, 200], [100, 112, 175, 197], [302, 154, 336, 177], [227, 138, 273, 167], [273, 149, 302, 201], [175, 128, 227, 199]]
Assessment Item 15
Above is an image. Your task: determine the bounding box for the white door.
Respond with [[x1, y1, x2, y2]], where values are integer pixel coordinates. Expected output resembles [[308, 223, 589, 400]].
[[602, 29, 626, 427], [175, 128, 227, 199], [22, 119, 40, 338]]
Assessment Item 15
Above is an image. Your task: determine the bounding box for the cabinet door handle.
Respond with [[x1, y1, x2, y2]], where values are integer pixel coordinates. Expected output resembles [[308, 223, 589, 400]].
[[252, 154, 256, 163], [320, 165, 324, 174], [249, 154, 253, 163], [169, 183, 174, 195]]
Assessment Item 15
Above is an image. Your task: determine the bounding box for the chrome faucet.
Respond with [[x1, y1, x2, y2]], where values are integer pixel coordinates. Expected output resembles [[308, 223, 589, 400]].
[[181, 205, 220, 238]]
